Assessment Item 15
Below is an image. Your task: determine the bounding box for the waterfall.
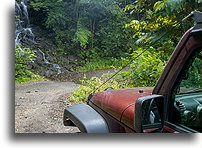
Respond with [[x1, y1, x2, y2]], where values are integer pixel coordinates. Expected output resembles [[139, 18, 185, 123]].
[[15, 0, 70, 75], [38, 49, 51, 64], [38, 49, 69, 74], [15, 0, 35, 46]]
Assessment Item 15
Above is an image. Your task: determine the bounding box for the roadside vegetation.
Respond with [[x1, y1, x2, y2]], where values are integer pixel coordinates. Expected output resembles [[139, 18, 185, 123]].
[[68, 0, 202, 103], [15, 0, 201, 101], [69, 73, 130, 103], [15, 44, 46, 83], [75, 57, 127, 72]]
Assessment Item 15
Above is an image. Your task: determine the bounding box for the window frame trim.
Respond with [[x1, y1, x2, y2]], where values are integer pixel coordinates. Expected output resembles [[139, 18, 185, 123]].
[[166, 47, 202, 133]]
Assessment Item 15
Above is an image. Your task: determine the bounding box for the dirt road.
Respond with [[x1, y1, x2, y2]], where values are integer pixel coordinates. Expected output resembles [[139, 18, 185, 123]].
[[15, 69, 122, 133], [15, 80, 80, 133]]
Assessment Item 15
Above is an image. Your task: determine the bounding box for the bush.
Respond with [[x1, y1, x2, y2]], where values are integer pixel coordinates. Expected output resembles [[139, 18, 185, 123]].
[[70, 46, 167, 103], [69, 74, 129, 104], [15, 44, 44, 83], [119, 47, 166, 87]]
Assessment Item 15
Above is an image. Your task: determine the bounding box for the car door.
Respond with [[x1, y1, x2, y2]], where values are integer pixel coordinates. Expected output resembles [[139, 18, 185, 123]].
[[163, 48, 201, 133]]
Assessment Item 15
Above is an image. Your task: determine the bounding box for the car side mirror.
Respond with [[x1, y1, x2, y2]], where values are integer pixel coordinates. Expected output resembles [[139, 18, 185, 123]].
[[134, 95, 164, 133]]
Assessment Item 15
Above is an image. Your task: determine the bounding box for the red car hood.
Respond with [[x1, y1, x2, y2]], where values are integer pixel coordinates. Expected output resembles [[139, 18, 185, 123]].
[[90, 87, 153, 130]]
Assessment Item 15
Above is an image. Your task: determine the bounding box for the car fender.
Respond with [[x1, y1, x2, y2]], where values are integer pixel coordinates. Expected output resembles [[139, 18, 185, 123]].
[[63, 103, 109, 133]]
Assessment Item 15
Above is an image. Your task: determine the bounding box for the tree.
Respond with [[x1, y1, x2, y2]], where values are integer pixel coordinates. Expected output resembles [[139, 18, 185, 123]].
[[125, 0, 202, 44], [29, 0, 136, 58]]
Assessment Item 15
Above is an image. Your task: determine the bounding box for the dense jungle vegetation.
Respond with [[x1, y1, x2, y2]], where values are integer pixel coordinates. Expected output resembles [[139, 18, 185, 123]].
[[15, 0, 201, 102]]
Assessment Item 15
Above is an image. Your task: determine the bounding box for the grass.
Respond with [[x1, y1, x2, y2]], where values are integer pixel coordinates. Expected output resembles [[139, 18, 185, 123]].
[[75, 57, 126, 72], [15, 72, 47, 84]]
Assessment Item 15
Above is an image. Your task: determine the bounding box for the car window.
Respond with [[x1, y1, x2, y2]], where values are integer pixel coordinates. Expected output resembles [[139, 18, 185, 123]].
[[171, 49, 202, 132]]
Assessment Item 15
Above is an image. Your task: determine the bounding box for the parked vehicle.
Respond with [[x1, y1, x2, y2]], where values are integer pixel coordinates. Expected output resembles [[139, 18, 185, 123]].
[[63, 11, 202, 133]]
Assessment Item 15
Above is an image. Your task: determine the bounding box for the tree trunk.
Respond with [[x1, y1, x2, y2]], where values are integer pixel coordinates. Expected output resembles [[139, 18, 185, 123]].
[[91, 18, 95, 49]]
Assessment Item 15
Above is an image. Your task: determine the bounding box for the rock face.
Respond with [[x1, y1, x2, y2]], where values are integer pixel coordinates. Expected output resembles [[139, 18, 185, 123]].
[[15, 0, 78, 78]]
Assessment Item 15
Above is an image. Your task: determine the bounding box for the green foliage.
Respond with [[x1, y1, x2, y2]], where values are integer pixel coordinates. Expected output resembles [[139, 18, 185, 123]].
[[119, 0, 201, 87], [97, 16, 136, 58], [125, 0, 202, 44], [120, 47, 166, 87], [15, 44, 45, 83], [153, 1, 166, 12], [15, 73, 47, 84], [73, 23, 91, 49], [75, 57, 126, 72], [151, 37, 177, 61], [180, 51, 202, 88], [27, 0, 199, 94], [15, 44, 35, 76], [29, 0, 136, 58], [30, 0, 70, 50], [45, 8, 67, 30], [69, 74, 129, 103], [71, 45, 168, 103]]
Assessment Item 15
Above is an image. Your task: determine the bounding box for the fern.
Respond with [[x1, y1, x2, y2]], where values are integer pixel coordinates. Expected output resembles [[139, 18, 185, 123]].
[[73, 22, 91, 48], [153, 1, 166, 12]]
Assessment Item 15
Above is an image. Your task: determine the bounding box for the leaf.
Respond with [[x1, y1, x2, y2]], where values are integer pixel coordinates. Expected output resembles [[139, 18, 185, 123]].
[[73, 23, 91, 48], [153, 1, 166, 12]]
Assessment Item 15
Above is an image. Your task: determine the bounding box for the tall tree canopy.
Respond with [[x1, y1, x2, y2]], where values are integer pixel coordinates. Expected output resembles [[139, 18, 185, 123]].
[[125, 0, 202, 44], [29, 0, 135, 58]]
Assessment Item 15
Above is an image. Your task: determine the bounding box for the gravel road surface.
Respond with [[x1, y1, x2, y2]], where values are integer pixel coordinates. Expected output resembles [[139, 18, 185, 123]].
[[15, 69, 123, 133], [15, 80, 80, 133]]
